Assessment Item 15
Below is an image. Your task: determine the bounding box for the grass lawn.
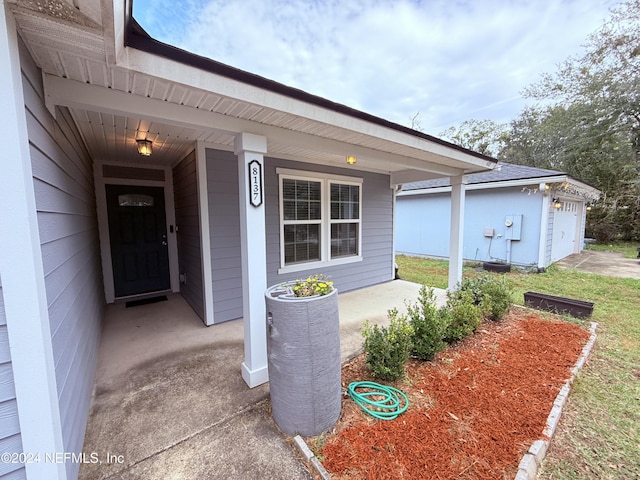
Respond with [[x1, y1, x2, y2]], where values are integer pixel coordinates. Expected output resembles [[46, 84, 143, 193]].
[[585, 240, 639, 259], [395, 254, 640, 479]]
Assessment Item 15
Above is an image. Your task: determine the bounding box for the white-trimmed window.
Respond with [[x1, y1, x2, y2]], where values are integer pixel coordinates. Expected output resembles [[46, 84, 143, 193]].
[[278, 168, 362, 272]]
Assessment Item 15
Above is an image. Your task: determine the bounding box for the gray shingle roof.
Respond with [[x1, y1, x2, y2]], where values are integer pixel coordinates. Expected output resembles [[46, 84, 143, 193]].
[[401, 162, 566, 191]]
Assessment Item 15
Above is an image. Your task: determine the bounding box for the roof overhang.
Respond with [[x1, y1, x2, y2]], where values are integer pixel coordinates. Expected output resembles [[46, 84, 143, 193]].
[[399, 174, 601, 202], [9, 0, 497, 182]]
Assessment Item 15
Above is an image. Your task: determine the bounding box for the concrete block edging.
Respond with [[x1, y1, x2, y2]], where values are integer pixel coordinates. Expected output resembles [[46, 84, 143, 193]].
[[294, 322, 598, 480], [293, 435, 331, 480]]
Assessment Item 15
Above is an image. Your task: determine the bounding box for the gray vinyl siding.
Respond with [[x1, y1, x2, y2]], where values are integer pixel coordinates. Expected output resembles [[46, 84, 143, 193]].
[[265, 158, 395, 292], [173, 151, 204, 319], [20, 38, 103, 480], [206, 149, 243, 323], [202, 149, 394, 322], [0, 278, 26, 480]]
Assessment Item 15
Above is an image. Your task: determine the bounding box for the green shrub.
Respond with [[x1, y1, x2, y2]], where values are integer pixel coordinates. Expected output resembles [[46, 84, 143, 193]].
[[406, 286, 447, 361], [456, 275, 494, 304], [453, 274, 513, 322], [480, 278, 513, 321], [443, 290, 482, 343], [362, 309, 414, 381]]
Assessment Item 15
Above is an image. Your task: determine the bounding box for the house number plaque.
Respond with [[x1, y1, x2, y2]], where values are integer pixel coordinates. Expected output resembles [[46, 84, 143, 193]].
[[248, 160, 263, 207]]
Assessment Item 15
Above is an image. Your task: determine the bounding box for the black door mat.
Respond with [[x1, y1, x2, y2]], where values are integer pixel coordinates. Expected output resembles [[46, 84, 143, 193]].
[[126, 296, 168, 308]]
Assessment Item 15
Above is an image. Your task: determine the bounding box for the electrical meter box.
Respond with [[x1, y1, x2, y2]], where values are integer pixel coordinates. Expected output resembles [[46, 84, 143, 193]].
[[504, 215, 522, 240]]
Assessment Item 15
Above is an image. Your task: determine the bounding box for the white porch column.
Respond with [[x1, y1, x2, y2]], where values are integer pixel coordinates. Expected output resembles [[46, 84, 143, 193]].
[[235, 133, 269, 388], [537, 183, 551, 270], [448, 175, 467, 292]]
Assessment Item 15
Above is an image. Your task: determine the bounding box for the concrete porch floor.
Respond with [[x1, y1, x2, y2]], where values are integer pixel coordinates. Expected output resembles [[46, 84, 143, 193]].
[[79, 280, 446, 480]]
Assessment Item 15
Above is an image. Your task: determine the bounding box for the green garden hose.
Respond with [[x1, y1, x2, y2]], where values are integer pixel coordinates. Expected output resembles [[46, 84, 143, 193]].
[[347, 381, 409, 420]]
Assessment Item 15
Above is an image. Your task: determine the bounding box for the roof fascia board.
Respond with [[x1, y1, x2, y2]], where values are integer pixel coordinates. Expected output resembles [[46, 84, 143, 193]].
[[399, 175, 601, 197], [561, 178, 601, 197], [120, 26, 497, 170]]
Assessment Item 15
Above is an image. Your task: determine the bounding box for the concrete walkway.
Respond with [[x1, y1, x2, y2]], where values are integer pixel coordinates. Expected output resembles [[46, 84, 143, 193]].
[[556, 250, 640, 279], [79, 280, 441, 480]]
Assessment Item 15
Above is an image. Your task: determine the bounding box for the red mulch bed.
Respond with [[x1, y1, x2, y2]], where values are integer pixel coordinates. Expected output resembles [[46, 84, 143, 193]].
[[314, 308, 590, 480]]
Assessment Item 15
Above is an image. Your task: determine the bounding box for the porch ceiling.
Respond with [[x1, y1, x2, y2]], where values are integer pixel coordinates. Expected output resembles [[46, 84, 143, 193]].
[[10, 0, 497, 177]]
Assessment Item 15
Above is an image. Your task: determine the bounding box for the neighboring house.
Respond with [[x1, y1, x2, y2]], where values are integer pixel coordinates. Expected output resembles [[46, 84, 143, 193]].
[[396, 162, 600, 269], [0, 2, 497, 479]]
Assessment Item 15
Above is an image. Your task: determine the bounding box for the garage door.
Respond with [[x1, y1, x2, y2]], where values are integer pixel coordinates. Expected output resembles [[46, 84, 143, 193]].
[[551, 201, 580, 262]]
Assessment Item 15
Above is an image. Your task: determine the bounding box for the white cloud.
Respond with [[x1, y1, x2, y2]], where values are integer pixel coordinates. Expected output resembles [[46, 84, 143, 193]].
[[134, 0, 621, 134]]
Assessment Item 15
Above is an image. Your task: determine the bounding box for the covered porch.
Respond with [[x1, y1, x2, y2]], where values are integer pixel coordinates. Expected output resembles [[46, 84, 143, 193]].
[[2, 3, 496, 478], [79, 280, 446, 479], [11, 0, 494, 393]]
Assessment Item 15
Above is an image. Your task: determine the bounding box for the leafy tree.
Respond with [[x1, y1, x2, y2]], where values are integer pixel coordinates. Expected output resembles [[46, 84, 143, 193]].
[[439, 119, 508, 158], [524, 0, 640, 161], [437, 2, 640, 240], [504, 0, 640, 240]]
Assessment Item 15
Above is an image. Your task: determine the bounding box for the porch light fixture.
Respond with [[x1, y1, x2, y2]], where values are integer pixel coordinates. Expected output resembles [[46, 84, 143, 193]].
[[136, 139, 153, 156], [346, 155, 357, 165], [552, 198, 562, 209]]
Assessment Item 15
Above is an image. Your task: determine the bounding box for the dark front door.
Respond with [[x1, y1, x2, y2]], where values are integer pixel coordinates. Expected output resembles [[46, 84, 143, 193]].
[[106, 185, 171, 297]]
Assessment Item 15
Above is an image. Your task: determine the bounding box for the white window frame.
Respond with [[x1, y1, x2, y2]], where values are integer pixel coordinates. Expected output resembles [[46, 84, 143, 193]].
[[277, 168, 363, 274]]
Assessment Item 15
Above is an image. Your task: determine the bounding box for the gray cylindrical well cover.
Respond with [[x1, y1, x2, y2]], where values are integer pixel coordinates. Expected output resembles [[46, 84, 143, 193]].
[[265, 284, 341, 436]]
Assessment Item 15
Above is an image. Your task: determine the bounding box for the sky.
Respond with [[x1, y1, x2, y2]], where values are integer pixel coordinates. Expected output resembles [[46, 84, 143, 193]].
[[132, 0, 622, 136]]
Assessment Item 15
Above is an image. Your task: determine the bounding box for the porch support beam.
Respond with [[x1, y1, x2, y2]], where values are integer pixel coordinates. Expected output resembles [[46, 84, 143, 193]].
[[448, 175, 467, 292], [390, 169, 458, 187], [235, 133, 269, 388]]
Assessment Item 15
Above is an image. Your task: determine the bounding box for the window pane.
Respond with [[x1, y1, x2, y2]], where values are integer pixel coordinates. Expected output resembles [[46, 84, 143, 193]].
[[296, 201, 309, 219], [330, 184, 359, 220], [283, 200, 296, 220], [284, 224, 321, 264], [309, 181, 321, 201], [331, 184, 340, 202], [330, 202, 340, 219], [118, 194, 154, 207], [310, 201, 321, 219], [331, 223, 358, 257], [282, 179, 321, 221], [350, 185, 360, 202]]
